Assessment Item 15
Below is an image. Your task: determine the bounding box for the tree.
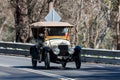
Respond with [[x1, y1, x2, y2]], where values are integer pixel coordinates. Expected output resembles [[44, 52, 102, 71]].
[[15, 0, 29, 42], [0, 0, 15, 41], [52, 0, 114, 48], [111, 0, 120, 50], [6, 0, 119, 49], [8, 0, 50, 43], [8, 0, 38, 43]]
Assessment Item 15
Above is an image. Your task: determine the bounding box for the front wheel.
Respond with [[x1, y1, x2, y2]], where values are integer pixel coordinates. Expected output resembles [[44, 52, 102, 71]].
[[32, 58, 37, 68], [62, 62, 67, 68], [30, 47, 38, 68], [44, 51, 50, 69], [74, 53, 81, 69]]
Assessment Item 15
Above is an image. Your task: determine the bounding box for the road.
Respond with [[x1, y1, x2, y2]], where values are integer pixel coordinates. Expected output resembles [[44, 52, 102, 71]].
[[0, 55, 120, 80]]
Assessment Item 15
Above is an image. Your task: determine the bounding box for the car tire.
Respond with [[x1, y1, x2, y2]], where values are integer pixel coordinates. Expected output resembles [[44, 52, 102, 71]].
[[30, 48, 37, 68], [62, 62, 67, 68], [32, 58, 37, 68], [74, 53, 81, 69], [44, 51, 50, 69]]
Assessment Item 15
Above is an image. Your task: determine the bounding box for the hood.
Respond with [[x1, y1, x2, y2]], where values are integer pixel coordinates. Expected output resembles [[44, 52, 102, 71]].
[[44, 39, 70, 47]]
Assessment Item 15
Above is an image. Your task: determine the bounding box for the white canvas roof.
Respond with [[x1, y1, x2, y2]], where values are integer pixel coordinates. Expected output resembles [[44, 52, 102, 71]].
[[31, 22, 73, 28]]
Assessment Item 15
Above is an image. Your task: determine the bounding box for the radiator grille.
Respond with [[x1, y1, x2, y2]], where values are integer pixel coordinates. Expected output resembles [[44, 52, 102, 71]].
[[58, 45, 68, 56]]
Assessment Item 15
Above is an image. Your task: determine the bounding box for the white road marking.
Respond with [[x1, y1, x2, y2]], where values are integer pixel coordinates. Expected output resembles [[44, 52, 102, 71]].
[[20, 68, 75, 80], [0, 72, 11, 76], [0, 64, 75, 80], [0, 64, 11, 67], [0, 55, 30, 60], [97, 65, 104, 68]]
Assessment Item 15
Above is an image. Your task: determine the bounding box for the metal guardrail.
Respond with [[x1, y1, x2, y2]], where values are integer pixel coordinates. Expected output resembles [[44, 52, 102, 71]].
[[0, 41, 120, 64], [81, 48, 120, 65], [0, 41, 34, 56]]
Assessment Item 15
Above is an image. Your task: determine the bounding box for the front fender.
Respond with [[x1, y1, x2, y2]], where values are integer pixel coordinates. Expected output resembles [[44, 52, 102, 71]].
[[30, 46, 38, 59], [30, 46, 36, 55], [74, 46, 81, 54], [43, 46, 51, 52]]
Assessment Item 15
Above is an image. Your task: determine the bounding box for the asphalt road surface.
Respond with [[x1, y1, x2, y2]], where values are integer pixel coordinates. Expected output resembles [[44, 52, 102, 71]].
[[0, 55, 120, 80]]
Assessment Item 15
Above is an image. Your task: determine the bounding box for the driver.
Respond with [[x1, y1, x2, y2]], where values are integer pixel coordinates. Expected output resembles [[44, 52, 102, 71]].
[[39, 33, 44, 43]]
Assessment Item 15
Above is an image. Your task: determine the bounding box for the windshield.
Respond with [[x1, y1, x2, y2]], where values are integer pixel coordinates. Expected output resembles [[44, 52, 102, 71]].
[[47, 28, 68, 36]]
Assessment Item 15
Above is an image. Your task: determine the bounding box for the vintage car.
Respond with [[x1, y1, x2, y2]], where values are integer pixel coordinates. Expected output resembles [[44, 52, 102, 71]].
[[30, 22, 81, 69]]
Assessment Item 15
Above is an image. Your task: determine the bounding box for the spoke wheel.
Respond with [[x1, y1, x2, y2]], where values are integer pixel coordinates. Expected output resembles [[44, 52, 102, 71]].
[[44, 51, 50, 69], [30, 48, 37, 68], [32, 58, 37, 68], [62, 62, 67, 68], [75, 53, 81, 69]]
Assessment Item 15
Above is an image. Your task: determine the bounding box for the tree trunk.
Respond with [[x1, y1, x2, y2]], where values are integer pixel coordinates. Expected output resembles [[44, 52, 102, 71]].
[[117, 3, 120, 50], [113, 2, 120, 50], [48, 0, 54, 12], [15, 0, 29, 43]]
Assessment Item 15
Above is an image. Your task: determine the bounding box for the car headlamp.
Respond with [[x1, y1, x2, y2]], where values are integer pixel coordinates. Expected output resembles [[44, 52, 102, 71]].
[[53, 48, 60, 55], [44, 42, 47, 46], [68, 47, 74, 55], [52, 45, 60, 55]]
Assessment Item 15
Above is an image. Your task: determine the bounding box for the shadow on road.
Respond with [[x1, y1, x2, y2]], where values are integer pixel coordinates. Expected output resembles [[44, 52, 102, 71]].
[[1, 65, 120, 80], [11, 65, 120, 80], [13, 65, 78, 70]]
